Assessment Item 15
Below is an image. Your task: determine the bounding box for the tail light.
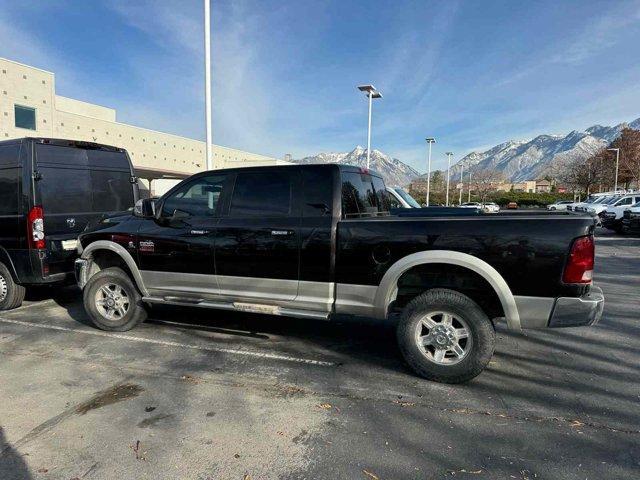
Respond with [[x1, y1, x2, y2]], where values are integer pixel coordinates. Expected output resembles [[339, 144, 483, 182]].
[[27, 206, 46, 249], [563, 235, 594, 284]]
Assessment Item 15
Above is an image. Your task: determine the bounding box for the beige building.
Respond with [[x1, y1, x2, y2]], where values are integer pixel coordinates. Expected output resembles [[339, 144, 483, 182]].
[[0, 57, 284, 194]]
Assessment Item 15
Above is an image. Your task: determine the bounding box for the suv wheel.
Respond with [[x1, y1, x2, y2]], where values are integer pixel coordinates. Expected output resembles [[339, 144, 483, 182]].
[[83, 267, 147, 331], [396, 288, 495, 383], [0, 262, 26, 311]]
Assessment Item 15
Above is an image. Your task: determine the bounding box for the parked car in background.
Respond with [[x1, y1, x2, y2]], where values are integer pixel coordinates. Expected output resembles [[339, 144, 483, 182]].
[[482, 202, 500, 213], [547, 200, 574, 211], [460, 202, 482, 209], [600, 194, 640, 232], [0, 138, 138, 310], [622, 202, 640, 235], [386, 186, 422, 209], [507, 201, 518, 209], [75, 164, 603, 384]]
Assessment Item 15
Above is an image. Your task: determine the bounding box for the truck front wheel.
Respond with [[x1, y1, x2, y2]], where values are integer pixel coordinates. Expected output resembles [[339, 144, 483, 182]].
[[396, 288, 495, 383], [83, 267, 147, 331]]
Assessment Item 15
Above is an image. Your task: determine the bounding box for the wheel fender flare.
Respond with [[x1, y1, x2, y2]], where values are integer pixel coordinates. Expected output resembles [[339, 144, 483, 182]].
[[80, 240, 148, 296], [373, 250, 521, 330]]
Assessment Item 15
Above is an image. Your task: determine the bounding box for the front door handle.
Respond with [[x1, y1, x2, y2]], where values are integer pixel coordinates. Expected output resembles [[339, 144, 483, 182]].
[[271, 230, 294, 236], [190, 229, 210, 235]]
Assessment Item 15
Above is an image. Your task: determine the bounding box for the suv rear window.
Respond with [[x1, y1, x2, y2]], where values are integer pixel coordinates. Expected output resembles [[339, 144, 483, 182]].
[[341, 171, 390, 218], [36, 145, 134, 214]]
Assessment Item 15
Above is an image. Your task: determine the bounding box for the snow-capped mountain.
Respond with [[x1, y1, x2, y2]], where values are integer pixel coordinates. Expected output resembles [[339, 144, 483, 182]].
[[294, 146, 421, 186], [450, 117, 640, 182]]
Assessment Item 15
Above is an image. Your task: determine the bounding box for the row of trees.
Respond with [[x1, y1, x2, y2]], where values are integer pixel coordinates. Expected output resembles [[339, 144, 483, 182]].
[[559, 128, 640, 194]]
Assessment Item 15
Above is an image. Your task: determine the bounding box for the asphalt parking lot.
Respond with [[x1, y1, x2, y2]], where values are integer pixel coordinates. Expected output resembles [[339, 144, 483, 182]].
[[1, 230, 639, 480]]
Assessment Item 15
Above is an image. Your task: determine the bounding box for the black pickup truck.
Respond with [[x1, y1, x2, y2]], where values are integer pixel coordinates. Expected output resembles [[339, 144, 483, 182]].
[[75, 164, 604, 383]]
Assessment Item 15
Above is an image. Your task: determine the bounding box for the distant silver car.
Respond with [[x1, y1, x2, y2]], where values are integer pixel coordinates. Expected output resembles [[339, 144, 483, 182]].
[[460, 202, 482, 209]]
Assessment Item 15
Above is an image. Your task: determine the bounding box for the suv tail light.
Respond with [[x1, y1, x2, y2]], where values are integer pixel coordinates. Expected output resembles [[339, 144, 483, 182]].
[[27, 206, 46, 249], [563, 235, 594, 284]]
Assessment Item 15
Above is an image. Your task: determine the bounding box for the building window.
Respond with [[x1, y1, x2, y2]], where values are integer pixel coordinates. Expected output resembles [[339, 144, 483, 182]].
[[22, 75, 27, 79], [14, 105, 36, 130]]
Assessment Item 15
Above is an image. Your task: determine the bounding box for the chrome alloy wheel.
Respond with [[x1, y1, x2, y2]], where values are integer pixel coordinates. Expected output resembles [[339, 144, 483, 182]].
[[95, 283, 130, 321], [0, 273, 7, 303], [414, 311, 472, 365]]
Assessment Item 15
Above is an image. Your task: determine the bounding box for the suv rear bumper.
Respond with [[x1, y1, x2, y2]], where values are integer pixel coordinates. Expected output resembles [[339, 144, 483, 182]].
[[514, 285, 604, 329]]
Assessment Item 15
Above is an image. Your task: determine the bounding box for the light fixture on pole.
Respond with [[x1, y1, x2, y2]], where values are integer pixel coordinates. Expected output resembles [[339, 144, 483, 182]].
[[425, 138, 436, 206], [458, 161, 464, 205], [445, 152, 453, 206], [204, 0, 213, 171], [357, 85, 382, 169], [607, 148, 620, 192]]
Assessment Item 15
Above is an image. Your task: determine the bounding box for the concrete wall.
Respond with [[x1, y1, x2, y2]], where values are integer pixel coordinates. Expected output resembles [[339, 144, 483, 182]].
[[0, 57, 282, 177]]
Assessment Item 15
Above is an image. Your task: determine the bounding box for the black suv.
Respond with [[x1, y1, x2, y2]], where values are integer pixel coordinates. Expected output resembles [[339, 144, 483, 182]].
[[0, 138, 138, 310]]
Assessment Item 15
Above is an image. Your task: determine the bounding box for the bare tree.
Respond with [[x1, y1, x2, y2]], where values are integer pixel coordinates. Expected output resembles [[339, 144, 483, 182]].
[[609, 128, 640, 188], [471, 170, 504, 203]]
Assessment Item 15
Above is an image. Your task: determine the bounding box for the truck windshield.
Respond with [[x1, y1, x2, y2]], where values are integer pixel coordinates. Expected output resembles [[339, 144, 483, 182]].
[[342, 171, 391, 218], [394, 187, 421, 208]]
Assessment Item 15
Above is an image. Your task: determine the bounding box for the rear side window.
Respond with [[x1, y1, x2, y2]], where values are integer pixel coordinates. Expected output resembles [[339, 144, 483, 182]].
[[341, 171, 390, 218], [230, 171, 292, 216], [0, 145, 20, 215], [36, 145, 134, 214], [302, 166, 334, 217]]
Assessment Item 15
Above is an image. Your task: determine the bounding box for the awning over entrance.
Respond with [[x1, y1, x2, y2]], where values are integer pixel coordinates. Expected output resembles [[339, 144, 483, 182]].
[[134, 166, 192, 181]]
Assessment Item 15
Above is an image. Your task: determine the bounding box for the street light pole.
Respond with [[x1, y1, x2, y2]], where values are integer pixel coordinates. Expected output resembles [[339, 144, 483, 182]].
[[204, 0, 213, 171], [445, 152, 453, 206], [425, 138, 436, 206], [459, 161, 464, 205], [607, 148, 620, 192], [357, 85, 382, 169], [468, 170, 472, 202]]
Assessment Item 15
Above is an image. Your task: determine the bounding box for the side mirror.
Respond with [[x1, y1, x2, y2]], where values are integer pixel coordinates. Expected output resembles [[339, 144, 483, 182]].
[[134, 198, 156, 218]]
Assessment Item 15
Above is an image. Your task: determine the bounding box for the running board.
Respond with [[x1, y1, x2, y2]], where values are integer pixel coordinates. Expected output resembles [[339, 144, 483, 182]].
[[142, 297, 331, 321]]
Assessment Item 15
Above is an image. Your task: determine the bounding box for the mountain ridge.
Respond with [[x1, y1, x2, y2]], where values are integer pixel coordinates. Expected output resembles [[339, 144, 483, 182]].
[[448, 117, 640, 181], [294, 146, 420, 187]]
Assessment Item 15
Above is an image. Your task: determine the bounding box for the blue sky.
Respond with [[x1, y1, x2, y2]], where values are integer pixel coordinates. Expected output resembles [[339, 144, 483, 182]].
[[1, 0, 639, 172]]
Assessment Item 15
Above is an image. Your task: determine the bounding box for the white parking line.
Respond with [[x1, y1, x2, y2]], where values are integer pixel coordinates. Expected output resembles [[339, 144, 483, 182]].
[[0, 317, 335, 367]]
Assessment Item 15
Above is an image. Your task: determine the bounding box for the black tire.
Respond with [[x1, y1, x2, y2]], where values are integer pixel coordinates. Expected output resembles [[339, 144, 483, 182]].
[[396, 288, 495, 383], [83, 267, 147, 331], [0, 262, 26, 311]]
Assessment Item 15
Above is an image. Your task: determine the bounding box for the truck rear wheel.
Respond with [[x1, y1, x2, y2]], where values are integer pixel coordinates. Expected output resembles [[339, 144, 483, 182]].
[[0, 263, 25, 311], [83, 267, 147, 331], [396, 288, 495, 383]]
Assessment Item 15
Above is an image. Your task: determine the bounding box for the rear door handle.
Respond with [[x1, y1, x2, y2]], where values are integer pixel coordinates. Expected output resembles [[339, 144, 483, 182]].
[[271, 230, 294, 236]]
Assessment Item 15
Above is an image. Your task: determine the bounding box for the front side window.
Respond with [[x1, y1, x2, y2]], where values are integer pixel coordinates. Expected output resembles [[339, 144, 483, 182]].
[[615, 197, 633, 206], [14, 105, 36, 130], [161, 175, 226, 217], [230, 171, 292, 216]]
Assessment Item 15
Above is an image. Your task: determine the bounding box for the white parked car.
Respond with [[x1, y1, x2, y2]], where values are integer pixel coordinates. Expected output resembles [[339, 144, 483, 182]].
[[584, 195, 620, 216], [482, 202, 500, 213], [460, 202, 482, 209], [386, 186, 422, 209], [571, 193, 612, 213], [547, 200, 574, 211], [599, 195, 640, 232]]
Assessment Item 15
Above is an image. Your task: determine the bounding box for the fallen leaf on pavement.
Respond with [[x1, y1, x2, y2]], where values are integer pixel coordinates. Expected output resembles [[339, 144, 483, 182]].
[[362, 469, 379, 479], [317, 403, 332, 410]]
